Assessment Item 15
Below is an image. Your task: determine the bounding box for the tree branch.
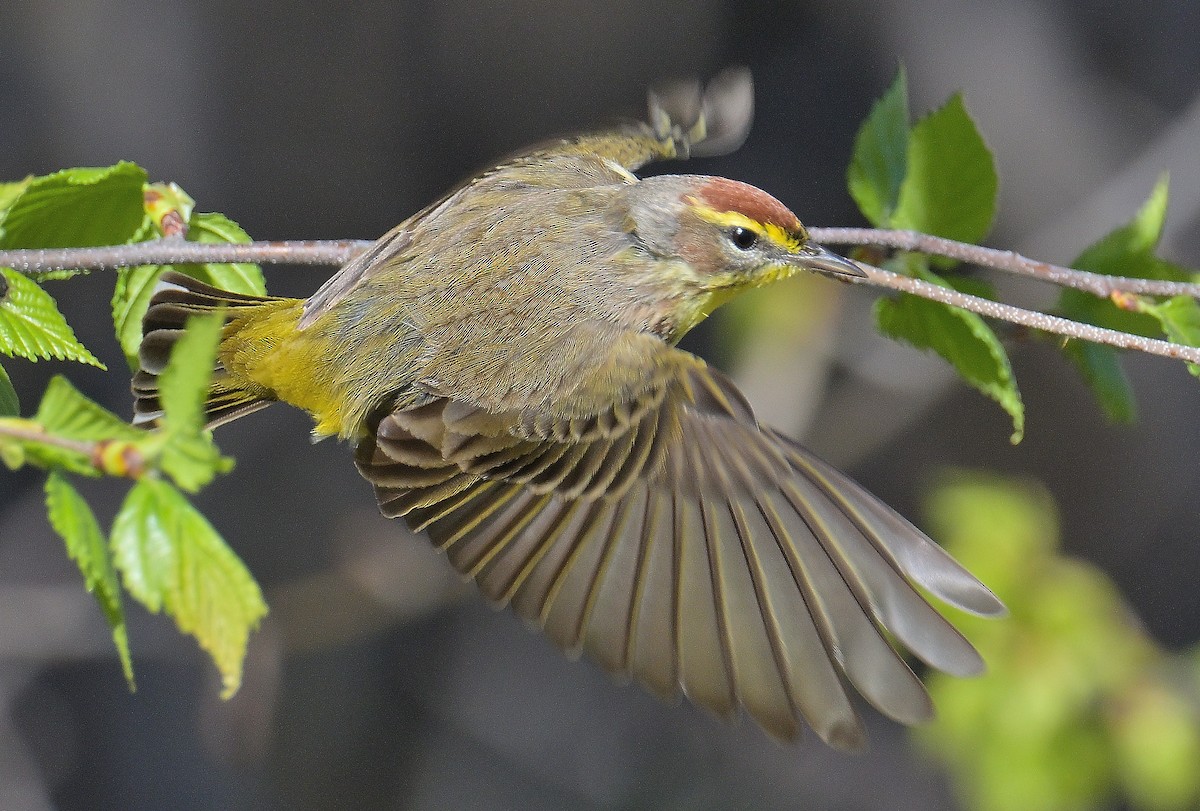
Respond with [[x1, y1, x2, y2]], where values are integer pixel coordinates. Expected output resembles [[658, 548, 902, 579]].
[[0, 232, 1198, 364], [809, 226, 1200, 299], [0, 419, 149, 478], [0, 419, 98, 457], [0, 240, 373, 274], [845, 261, 1200, 364]]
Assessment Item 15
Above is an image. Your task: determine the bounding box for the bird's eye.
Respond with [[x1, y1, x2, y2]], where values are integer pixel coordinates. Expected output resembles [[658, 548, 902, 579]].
[[728, 226, 759, 250]]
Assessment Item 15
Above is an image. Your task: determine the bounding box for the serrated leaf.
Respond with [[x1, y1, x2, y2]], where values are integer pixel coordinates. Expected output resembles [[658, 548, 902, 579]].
[[848, 68, 910, 226], [0, 268, 104, 367], [0, 163, 148, 249], [1063, 342, 1137, 423], [159, 313, 221, 434], [16, 377, 145, 475], [35, 375, 144, 442], [891, 93, 997, 244], [0, 363, 17, 417], [45, 473, 134, 688], [159, 430, 234, 493], [180, 212, 266, 295], [111, 478, 266, 698], [877, 276, 1023, 442], [156, 313, 232, 490]]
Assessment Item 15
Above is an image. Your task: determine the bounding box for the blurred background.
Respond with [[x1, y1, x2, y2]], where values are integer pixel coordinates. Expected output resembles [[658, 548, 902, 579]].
[[2, 0, 1200, 808]]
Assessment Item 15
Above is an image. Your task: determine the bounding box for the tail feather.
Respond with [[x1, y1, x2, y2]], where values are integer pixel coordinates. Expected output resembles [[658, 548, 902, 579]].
[[132, 271, 282, 428]]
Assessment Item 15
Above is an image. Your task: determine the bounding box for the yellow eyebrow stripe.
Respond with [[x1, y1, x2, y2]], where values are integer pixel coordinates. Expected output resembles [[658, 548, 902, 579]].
[[687, 202, 807, 252]]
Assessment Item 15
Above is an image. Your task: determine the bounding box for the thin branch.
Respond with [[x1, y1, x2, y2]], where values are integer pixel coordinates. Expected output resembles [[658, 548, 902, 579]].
[[848, 260, 1200, 364], [0, 235, 1198, 365], [0, 240, 372, 274], [809, 226, 1200, 299], [0, 419, 147, 477], [0, 420, 98, 457]]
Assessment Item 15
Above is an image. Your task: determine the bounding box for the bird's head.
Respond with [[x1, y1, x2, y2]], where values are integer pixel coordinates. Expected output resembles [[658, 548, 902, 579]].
[[625, 174, 863, 340]]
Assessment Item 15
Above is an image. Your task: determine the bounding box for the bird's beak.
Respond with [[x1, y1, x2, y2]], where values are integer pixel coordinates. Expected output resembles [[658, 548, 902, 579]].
[[795, 243, 865, 279]]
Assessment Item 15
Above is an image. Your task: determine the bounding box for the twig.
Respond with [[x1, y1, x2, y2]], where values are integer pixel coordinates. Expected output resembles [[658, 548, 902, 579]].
[[0, 419, 146, 477], [809, 227, 1200, 299], [0, 234, 1198, 364], [0, 240, 372, 274], [849, 261, 1200, 364], [0, 420, 97, 457]]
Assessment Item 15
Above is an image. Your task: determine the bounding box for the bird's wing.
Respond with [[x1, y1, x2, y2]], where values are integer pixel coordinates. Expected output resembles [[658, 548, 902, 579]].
[[300, 69, 753, 328], [355, 348, 1004, 749], [526, 66, 754, 177]]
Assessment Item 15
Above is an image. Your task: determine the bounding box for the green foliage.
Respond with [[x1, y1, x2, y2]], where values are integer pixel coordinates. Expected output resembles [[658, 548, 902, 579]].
[[0, 162, 147, 249], [1064, 341, 1138, 423], [1137, 295, 1200, 376], [847, 70, 1018, 440], [4, 321, 256, 695], [0, 363, 16, 417], [1057, 176, 1200, 418], [891, 92, 998, 246], [847, 66, 909, 226], [0, 268, 104, 367], [918, 472, 1200, 811], [876, 268, 1023, 442], [0, 166, 261, 696], [182, 212, 267, 294], [0, 178, 32, 213], [36, 376, 145, 443], [10, 377, 145, 475], [111, 478, 266, 698], [152, 312, 234, 491], [111, 264, 164, 367], [45, 472, 135, 687]]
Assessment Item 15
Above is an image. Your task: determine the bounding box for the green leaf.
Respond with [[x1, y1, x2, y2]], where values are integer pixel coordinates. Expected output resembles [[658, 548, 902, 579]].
[[891, 93, 998, 244], [0, 163, 147, 249], [111, 478, 266, 698], [15, 377, 145, 475], [156, 313, 233, 491], [847, 68, 910, 226], [35, 375, 143, 442], [112, 263, 167, 368], [877, 273, 1024, 442], [45, 473, 135, 688], [181, 213, 266, 295], [0, 362, 17, 417], [159, 313, 221, 434], [1062, 342, 1137, 423], [0, 268, 103, 367]]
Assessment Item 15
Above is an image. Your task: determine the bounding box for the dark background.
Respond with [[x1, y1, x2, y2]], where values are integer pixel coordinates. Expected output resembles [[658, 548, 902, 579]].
[[1, 1, 1199, 808]]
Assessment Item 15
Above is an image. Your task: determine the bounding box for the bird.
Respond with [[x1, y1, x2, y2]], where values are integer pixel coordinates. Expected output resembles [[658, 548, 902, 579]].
[[132, 69, 1004, 751]]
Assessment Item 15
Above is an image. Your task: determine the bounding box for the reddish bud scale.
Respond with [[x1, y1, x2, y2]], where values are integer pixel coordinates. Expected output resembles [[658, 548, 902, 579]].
[[1109, 291, 1144, 312], [92, 440, 146, 479], [143, 188, 189, 238]]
